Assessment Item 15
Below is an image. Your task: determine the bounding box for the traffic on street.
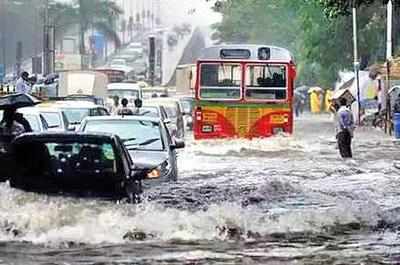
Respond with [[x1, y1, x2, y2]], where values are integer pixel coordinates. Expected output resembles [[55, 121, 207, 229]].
[[0, 0, 400, 264]]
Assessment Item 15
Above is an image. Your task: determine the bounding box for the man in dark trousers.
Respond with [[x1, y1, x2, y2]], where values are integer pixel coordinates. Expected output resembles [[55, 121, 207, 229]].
[[336, 98, 355, 158]]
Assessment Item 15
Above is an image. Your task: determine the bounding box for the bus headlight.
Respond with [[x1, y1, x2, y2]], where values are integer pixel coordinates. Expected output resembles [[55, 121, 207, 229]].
[[202, 125, 213, 133]]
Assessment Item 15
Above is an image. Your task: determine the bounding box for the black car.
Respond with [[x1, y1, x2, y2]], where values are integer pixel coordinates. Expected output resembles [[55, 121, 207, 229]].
[[79, 116, 185, 181], [7, 132, 158, 202]]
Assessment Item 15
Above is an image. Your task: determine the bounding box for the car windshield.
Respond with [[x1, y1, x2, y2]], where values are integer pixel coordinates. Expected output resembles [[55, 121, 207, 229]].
[[108, 89, 139, 99], [61, 108, 90, 124], [41, 112, 62, 129], [135, 106, 160, 118], [83, 120, 164, 151]]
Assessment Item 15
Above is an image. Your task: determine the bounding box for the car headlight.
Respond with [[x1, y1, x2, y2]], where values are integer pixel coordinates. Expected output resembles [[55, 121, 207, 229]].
[[147, 168, 161, 179]]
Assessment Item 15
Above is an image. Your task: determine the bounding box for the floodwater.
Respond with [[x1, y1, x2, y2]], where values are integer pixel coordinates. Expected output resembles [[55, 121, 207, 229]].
[[0, 114, 400, 265]]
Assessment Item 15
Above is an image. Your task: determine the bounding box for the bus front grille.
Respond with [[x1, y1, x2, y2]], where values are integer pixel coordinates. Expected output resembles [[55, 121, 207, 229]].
[[225, 107, 261, 136]]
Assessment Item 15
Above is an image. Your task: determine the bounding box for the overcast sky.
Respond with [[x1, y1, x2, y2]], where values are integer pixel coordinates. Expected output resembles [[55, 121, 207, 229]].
[[54, 0, 221, 27]]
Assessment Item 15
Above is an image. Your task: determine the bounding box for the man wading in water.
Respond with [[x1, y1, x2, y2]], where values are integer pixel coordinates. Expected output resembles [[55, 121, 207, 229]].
[[335, 98, 355, 158]]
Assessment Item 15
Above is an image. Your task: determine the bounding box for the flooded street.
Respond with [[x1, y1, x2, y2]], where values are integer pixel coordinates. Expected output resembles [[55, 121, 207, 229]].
[[0, 114, 400, 265]]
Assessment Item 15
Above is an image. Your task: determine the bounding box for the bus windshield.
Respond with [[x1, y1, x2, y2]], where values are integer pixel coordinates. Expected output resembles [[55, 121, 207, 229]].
[[199, 63, 241, 100], [245, 64, 287, 100]]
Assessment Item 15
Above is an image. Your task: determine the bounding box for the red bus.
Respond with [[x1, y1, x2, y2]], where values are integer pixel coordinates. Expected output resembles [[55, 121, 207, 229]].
[[193, 45, 296, 139]]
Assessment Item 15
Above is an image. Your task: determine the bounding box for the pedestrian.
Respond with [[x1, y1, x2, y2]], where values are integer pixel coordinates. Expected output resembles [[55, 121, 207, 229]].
[[0, 108, 26, 154], [335, 98, 355, 158], [14, 113, 32, 133], [110, 95, 120, 115], [310, 90, 321, 113], [324, 89, 333, 112], [15, 72, 32, 94], [294, 91, 305, 117], [117, 98, 134, 115]]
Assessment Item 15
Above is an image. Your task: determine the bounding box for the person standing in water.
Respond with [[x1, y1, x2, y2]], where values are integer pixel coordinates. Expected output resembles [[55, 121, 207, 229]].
[[335, 98, 355, 158]]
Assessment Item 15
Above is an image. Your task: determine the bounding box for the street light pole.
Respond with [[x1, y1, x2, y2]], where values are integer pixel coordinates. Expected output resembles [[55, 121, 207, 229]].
[[386, 0, 393, 134], [352, 6, 361, 125], [1, 0, 7, 70], [43, 0, 50, 75]]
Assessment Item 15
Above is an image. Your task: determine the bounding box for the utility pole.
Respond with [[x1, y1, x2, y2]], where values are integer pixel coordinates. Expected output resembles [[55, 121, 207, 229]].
[[1, 0, 7, 72], [43, 0, 50, 75], [386, 0, 393, 134], [352, 5, 361, 125], [79, 0, 86, 70]]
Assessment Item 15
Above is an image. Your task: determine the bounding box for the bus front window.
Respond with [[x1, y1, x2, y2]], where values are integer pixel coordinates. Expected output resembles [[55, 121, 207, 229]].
[[199, 63, 241, 100], [245, 65, 287, 100]]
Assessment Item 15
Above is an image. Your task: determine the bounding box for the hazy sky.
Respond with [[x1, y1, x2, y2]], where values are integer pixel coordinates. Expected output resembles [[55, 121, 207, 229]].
[[54, 0, 221, 27]]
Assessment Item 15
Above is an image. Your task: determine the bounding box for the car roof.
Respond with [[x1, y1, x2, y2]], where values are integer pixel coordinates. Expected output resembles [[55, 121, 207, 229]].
[[26, 106, 64, 113], [83, 115, 161, 123], [107, 83, 141, 90], [50, 101, 102, 108], [13, 132, 117, 144]]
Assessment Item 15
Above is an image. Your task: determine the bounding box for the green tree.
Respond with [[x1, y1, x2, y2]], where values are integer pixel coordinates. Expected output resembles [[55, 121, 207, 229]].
[[211, 0, 386, 87], [48, 0, 123, 50]]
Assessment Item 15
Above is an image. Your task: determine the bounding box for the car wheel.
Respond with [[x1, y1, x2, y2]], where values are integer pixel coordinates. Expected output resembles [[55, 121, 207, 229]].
[[125, 180, 142, 204]]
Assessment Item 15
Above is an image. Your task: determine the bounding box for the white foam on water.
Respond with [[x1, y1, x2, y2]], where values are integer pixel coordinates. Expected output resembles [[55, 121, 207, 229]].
[[0, 182, 384, 246]]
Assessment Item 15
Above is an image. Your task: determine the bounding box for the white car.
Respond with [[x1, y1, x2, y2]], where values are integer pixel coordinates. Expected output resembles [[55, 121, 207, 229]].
[[17, 108, 49, 132]]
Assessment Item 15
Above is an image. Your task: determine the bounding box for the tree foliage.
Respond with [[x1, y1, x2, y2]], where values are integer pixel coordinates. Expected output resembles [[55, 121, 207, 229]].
[[49, 0, 123, 48], [211, 0, 387, 87]]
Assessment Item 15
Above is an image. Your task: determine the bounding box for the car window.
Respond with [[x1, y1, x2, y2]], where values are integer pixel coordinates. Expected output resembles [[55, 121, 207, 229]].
[[98, 108, 109, 116], [23, 114, 41, 132], [41, 112, 62, 129], [83, 120, 164, 151], [61, 108, 90, 124], [137, 106, 160, 118], [164, 106, 177, 119], [15, 141, 119, 178]]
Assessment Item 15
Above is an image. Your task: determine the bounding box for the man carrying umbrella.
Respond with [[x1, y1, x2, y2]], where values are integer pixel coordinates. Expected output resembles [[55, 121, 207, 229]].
[[15, 72, 32, 94], [0, 93, 40, 140]]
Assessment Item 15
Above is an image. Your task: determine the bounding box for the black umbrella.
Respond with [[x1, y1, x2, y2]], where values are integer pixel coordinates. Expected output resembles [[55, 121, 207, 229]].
[[0, 93, 41, 110]]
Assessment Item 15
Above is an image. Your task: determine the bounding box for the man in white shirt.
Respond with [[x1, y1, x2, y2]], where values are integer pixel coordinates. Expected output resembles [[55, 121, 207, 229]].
[[15, 72, 31, 94]]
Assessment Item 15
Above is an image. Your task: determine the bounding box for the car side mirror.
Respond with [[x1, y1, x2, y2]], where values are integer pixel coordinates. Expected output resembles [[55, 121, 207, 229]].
[[170, 139, 185, 150], [67, 125, 76, 131], [163, 119, 171, 125]]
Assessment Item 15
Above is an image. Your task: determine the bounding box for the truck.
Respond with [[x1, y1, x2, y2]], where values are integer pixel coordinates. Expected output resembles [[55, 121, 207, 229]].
[[175, 64, 196, 96], [58, 70, 108, 105]]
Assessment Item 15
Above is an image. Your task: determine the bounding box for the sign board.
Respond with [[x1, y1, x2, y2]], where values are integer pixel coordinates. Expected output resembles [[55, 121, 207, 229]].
[[0, 64, 4, 82]]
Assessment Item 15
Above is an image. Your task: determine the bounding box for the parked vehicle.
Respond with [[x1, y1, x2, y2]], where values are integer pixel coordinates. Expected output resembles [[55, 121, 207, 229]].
[[144, 98, 185, 139], [8, 132, 158, 202], [79, 116, 184, 181]]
